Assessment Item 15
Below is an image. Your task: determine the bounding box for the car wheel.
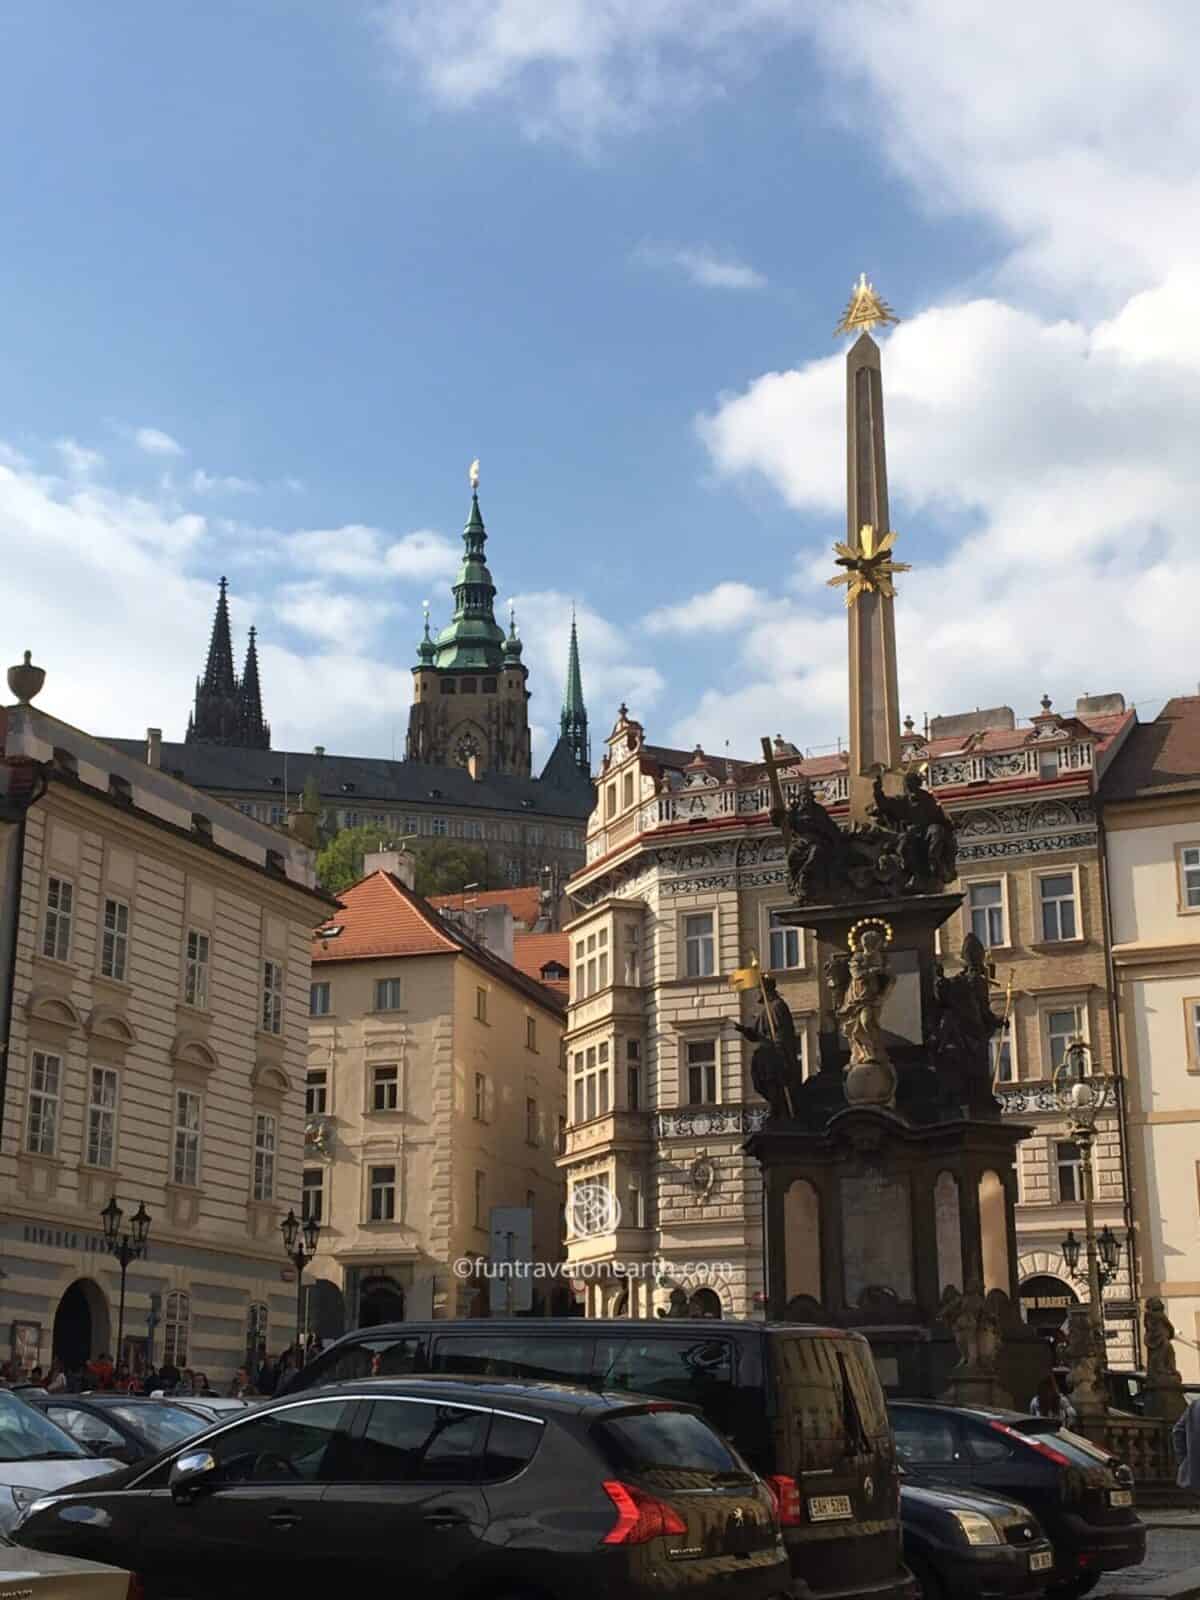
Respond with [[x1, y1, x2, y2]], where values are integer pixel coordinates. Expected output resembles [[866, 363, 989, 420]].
[[905, 1554, 945, 1600]]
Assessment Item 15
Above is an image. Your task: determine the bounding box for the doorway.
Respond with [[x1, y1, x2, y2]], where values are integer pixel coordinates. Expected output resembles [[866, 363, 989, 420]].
[[358, 1275, 405, 1328], [1019, 1273, 1078, 1345], [53, 1279, 111, 1372]]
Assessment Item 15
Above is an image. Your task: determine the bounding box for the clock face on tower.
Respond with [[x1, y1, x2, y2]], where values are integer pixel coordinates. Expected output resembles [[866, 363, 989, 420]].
[[455, 734, 481, 768]]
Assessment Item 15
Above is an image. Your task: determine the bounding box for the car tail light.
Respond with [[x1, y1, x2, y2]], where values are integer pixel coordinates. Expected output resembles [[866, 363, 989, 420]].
[[765, 1474, 804, 1527], [988, 1420, 1070, 1467], [601, 1480, 688, 1545]]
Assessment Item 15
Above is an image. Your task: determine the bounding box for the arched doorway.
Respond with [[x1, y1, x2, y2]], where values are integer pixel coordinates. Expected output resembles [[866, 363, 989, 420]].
[[1019, 1274, 1078, 1343], [307, 1279, 347, 1342], [688, 1287, 723, 1319], [358, 1275, 405, 1328], [53, 1279, 110, 1372]]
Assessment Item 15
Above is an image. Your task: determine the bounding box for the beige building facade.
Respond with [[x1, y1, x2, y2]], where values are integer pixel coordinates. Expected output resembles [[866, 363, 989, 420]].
[[303, 859, 568, 1330], [0, 690, 327, 1383]]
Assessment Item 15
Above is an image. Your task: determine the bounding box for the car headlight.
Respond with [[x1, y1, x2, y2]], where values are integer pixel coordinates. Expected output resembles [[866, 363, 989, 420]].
[[951, 1510, 1003, 1546]]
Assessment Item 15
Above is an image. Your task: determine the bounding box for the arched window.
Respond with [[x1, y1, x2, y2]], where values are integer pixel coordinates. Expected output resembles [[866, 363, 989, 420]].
[[162, 1291, 190, 1368], [245, 1301, 269, 1366]]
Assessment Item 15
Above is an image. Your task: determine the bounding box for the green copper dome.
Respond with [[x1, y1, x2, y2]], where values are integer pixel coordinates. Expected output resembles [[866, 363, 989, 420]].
[[432, 490, 507, 671], [416, 608, 437, 666]]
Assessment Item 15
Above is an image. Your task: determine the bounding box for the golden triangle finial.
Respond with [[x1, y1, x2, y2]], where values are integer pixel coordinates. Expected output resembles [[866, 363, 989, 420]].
[[834, 272, 899, 338], [469, 458, 480, 491]]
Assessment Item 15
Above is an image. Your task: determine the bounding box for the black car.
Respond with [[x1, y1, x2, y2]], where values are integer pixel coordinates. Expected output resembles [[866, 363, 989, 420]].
[[27, 1395, 209, 1465], [14, 1375, 793, 1600], [900, 1480, 1054, 1600], [279, 1316, 915, 1600], [889, 1402, 1145, 1598]]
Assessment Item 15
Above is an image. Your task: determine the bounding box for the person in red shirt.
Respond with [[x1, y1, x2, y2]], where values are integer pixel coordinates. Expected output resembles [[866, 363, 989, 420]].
[[85, 1352, 115, 1391]]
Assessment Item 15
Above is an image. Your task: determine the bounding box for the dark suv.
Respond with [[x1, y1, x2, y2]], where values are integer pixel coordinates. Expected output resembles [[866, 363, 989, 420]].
[[280, 1317, 915, 1600], [15, 1376, 792, 1600]]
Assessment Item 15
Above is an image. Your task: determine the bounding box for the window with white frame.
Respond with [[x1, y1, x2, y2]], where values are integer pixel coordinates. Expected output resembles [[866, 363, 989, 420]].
[[252, 1113, 276, 1201], [967, 881, 1006, 947], [42, 875, 73, 962], [1056, 1139, 1083, 1203], [432, 817, 447, 837], [683, 912, 715, 978], [626, 1039, 642, 1110], [344, 810, 361, 829], [86, 1066, 118, 1169], [369, 1164, 397, 1222], [767, 910, 803, 971], [1191, 999, 1200, 1070], [597, 927, 609, 988], [686, 1039, 718, 1105], [100, 897, 130, 981], [1039, 749, 1060, 780], [269, 804, 286, 826], [623, 771, 634, 809], [261, 960, 284, 1035], [572, 1043, 611, 1124], [1182, 846, 1200, 910], [574, 939, 585, 999], [994, 1033, 1014, 1083], [1045, 1005, 1083, 1075], [27, 1050, 61, 1156], [309, 981, 331, 1017], [302, 1167, 324, 1223], [371, 1063, 399, 1112], [1039, 873, 1078, 942], [626, 1173, 645, 1228], [374, 978, 402, 1012], [162, 1291, 190, 1368], [474, 1169, 486, 1227], [172, 1089, 201, 1187], [305, 1069, 328, 1116], [184, 929, 210, 1008]]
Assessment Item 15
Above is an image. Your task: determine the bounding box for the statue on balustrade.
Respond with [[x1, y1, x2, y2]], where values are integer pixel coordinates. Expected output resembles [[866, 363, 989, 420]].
[[1145, 1298, 1182, 1383], [733, 975, 802, 1121]]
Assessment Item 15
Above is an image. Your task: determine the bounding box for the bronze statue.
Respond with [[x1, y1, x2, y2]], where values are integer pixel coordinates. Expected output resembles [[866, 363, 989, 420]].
[[773, 782, 844, 901], [870, 770, 957, 889], [734, 975, 802, 1120], [931, 933, 1004, 1116], [1145, 1297, 1181, 1382]]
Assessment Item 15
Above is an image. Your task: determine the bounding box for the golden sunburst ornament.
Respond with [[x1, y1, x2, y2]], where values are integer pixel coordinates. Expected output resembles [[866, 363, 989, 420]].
[[834, 273, 899, 338], [828, 523, 912, 606]]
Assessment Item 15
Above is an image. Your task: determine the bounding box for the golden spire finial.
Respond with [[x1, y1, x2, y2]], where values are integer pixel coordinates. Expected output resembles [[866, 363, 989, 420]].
[[828, 523, 912, 606], [469, 458, 480, 491], [834, 272, 899, 338]]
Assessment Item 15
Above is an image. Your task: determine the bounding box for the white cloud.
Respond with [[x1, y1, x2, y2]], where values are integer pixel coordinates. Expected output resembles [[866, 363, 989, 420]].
[[281, 524, 459, 584], [643, 581, 765, 634], [385, 529, 461, 580], [190, 468, 260, 496], [272, 581, 394, 648], [55, 439, 104, 477], [635, 243, 766, 291], [134, 426, 184, 457]]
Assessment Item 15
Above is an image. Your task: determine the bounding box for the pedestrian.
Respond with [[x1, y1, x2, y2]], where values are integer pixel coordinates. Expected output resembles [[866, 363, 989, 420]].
[[193, 1371, 213, 1397], [29, 1365, 44, 1387], [176, 1368, 196, 1396], [1029, 1373, 1077, 1427], [86, 1352, 115, 1391], [255, 1353, 278, 1396], [158, 1359, 180, 1394], [1173, 1393, 1200, 1490], [140, 1365, 158, 1397], [45, 1359, 67, 1394]]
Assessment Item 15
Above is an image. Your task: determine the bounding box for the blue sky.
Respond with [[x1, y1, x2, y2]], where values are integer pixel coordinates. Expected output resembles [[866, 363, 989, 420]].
[[3, 1, 1198, 765]]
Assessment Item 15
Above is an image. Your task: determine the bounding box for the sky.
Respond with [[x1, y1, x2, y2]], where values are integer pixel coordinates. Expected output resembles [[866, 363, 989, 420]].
[[2, 0, 1199, 768]]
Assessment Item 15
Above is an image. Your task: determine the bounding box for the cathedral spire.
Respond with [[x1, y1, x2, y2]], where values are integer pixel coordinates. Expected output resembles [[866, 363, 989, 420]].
[[430, 461, 506, 671], [238, 626, 271, 750], [560, 611, 590, 774], [202, 576, 236, 695]]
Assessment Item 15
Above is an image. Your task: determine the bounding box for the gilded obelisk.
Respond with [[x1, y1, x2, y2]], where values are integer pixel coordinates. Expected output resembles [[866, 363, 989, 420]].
[[830, 274, 910, 824]]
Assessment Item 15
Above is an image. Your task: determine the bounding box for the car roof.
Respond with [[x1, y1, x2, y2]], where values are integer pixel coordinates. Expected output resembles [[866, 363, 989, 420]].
[[275, 1374, 698, 1418], [889, 1399, 1029, 1423], [318, 1317, 861, 1342]]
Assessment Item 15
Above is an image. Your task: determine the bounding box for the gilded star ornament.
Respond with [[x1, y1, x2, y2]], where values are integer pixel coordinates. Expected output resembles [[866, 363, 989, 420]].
[[828, 523, 912, 606], [834, 273, 899, 338]]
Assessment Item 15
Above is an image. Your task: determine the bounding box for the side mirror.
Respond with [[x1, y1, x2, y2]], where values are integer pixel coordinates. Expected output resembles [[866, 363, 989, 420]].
[[169, 1449, 218, 1503]]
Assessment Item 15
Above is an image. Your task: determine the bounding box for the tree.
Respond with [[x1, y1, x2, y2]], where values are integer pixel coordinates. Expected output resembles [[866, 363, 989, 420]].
[[316, 825, 395, 894], [315, 826, 490, 899]]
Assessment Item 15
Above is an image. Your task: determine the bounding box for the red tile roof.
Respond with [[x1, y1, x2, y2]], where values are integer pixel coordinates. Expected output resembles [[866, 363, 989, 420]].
[[513, 932, 570, 996], [429, 885, 542, 929], [1100, 697, 1200, 802]]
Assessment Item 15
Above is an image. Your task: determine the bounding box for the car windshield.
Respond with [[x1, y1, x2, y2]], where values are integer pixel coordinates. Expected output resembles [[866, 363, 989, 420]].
[[0, 1393, 87, 1462], [110, 1405, 208, 1450]]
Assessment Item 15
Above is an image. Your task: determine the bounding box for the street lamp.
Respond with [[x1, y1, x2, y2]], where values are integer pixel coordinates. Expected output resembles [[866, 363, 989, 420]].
[[1054, 1040, 1119, 1356], [280, 1207, 320, 1352], [100, 1196, 151, 1370]]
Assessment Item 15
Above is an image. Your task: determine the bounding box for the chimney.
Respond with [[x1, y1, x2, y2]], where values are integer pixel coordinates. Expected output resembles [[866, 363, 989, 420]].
[[313, 745, 325, 758], [146, 728, 162, 769], [478, 905, 514, 966], [467, 751, 480, 781], [364, 847, 416, 889]]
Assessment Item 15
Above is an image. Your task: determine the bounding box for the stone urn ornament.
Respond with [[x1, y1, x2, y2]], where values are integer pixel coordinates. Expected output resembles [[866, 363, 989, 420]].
[[7, 650, 44, 705]]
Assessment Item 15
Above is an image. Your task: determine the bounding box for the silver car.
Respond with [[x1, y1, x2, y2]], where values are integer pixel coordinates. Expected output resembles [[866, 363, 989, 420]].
[[0, 1391, 124, 1534], [0, 1535, 133, 1599]]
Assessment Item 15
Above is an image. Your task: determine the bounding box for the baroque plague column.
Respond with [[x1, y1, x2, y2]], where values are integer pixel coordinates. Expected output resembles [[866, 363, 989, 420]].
[[745, 277, 1045, 1403]]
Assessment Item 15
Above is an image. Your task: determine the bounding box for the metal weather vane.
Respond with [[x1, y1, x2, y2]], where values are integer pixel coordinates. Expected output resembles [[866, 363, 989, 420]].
[[828, 522, 912, 606], [834, 272, 899, 338], [469, 458, 480, 490]]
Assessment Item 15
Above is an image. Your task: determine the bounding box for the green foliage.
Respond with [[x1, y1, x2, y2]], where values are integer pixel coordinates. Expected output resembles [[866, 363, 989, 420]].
[[315, 825, 394, 894], [315, 827, 490, 899]]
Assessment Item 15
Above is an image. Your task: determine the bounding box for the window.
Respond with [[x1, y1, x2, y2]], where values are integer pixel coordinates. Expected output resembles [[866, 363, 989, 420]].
[[172, 1089, 201, 1186], [626, 1174, 645, 1228], [1039, 749, 1060, 780], [85, 1066, 118, 1169], [627, 1039, 642, 1110], [1190, 1000, 1200, 1072], [1181, 846, 1200, 910], [162, 1290, 190, 1368], [482, 678, 497, 694], [1046, 1006, 1082, 1073], [1039, 873, 1078, 942], [474, 1072, 488, 1122], [100, 897, 130, 981], [768, 910, 802, 970], [475, 987, 488, 1022], [201, 1400, 351, 1485], [245, 1302, 269, 1366], [371, 1063, 399, 1112], [369, 1165, 397, 1222], [344, 810, 361, 830], [42, 875, 73, 962], [303, 1167, 324, 1223], [431, 1334, 594, 1384], [374, 977, 402, 1012], [572, 1043, 611, 1124], [574, 939, 585, 999], [305, 1069, 328, 1116], [46, 1405, 125, 1452], [967, 881, 1006, 947], [474, 1169, 486, 1228], [606, 783, 617, 818], [310, 981, 331, 1017], [269, 804, 286, 826], [686, 1039, 718, 1105], [594, 1336, 736, 1440], [253, 1113, 276, 1201], [27, 1050, 61, 1156], [356, 1399, 492, 1483], [525, 1016, 537, 1052], [598, 926, 609, 988], [432, 817, 447, 837], [184, 929, 209, 1008], [994, 1034, 1014, 1084], [261, 960, 284, 1035], [1056, 1139, 1083, 1203], [440, 679, 456, 694], [891, 1408, 962, 1466], [683, 913, 715, 978], [526, 1097, 539, 1146]]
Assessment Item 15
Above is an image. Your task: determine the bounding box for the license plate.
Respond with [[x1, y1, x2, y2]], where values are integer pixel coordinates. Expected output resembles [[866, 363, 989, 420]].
[[1030, 1551, 1054, 1573], [807, 1494, 853, 1521], [1110, 1489, 1133, 1507]]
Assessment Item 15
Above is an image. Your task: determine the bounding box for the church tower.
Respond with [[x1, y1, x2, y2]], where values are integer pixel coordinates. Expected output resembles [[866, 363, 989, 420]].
[[186, 578, 271, 749], [559, 612, 590, 775], [406, 465, 532, 777]]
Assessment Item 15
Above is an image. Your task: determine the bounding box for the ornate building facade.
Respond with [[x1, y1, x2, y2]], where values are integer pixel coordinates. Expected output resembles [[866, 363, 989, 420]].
[[560, 696, 1141, 1361]]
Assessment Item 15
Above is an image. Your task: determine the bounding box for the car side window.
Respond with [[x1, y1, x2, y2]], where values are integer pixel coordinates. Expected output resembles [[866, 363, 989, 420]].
[[595, 1337, 738, 1440], [430, 1336, 594, 1384], [47, 1407, 125, 1449], [891, 1411, 962, 1465], [356, 1400, 488, 1483], [322, 1337, 424, 1384], [206, 1401, 353, 1484], [966, 1424, 1016, 1463]]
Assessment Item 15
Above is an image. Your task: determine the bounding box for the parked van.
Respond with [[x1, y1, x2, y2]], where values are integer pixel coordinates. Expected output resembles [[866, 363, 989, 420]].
[[280, 1318, 915, 1600]]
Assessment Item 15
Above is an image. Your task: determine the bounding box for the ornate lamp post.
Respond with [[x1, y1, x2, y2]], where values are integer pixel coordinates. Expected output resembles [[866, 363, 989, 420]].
[[280, 1208, 320, 1352], [100, 1196, 151, 1369]]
